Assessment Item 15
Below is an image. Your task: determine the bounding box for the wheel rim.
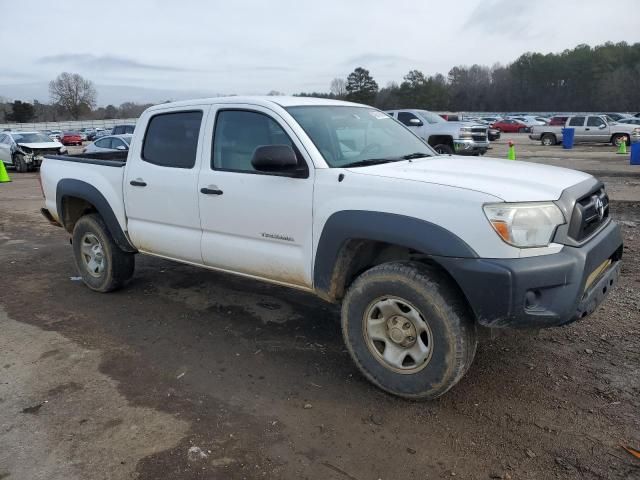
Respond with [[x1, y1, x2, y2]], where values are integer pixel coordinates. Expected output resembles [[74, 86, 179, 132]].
[[363, 296, 434, 374], [542, 137, 552, 145], [80, 233, 105, 277]]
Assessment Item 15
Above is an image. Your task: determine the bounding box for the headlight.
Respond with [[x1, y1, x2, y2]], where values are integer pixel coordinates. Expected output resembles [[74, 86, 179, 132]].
[[483, 202, 565, 247], [459, 127, 472, 138]]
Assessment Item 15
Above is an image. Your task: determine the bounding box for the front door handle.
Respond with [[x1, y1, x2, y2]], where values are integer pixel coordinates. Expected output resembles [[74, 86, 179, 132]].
[[130, 179, 147, 187], [200, 187, 223, 195], [585, 128, 590, 131]]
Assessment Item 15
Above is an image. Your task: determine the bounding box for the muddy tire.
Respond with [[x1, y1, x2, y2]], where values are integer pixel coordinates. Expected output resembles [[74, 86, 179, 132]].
[[72, 214, 134, 293], [612, 133, 629, 147], [341, 261, 477, 400], [13, 154, 28, 173], [541, 134, 556, 146], [433, 144, 454, 155]]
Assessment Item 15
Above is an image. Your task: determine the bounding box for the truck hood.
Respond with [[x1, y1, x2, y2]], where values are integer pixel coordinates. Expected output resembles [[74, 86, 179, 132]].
[[18, 141, 63, 150], [347, 155, 592, 202]]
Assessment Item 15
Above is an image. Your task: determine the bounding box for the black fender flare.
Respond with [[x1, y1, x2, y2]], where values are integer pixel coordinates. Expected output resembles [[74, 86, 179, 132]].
[[314, 210, 477, 299], [56, 178, 136, 252]]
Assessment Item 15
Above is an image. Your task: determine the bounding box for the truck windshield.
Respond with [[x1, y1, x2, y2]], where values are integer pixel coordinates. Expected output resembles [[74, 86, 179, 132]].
[[286, 106, 434, 168]]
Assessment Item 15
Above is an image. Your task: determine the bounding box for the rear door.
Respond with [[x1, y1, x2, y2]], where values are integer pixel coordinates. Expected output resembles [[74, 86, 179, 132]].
[[586, 116, 609, 142], [124, 107, 208, 263], [197, 105, 314, 288], [567, 116, 587, 141]]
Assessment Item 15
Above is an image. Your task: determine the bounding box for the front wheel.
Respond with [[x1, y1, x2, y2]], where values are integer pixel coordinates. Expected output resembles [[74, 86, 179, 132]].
[[341, 261, 477, 400], [433, 144, 454, 155], [13, 154, 27, 173], [72, 213, 135, 292], [612, 134, 630, 147]]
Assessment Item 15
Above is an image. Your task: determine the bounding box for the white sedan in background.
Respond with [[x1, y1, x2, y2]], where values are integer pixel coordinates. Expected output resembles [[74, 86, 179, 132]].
[[83, 134, 132, 154]]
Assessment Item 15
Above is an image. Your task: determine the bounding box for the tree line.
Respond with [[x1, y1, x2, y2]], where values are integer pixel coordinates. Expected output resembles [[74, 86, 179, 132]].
[[0, 72, 154, 123], [2, 41, 638, 124], [299, 42, 640, 112]]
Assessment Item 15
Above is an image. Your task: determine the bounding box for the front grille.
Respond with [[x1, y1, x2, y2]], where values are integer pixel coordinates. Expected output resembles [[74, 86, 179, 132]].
[[472, 127, 487, 142], [568, 187, 609, 242]]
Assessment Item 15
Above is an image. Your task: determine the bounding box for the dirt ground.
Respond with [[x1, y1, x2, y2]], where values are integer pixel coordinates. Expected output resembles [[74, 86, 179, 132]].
[[1, 137, 639, 479]]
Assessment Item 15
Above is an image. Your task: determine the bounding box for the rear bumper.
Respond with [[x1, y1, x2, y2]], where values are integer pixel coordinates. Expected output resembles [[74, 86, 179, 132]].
[[437, 220, 623, 328]]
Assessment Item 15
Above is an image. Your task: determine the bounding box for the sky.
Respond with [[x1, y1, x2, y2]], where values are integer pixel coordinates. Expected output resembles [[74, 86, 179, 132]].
[[0, 0, 638, 105]]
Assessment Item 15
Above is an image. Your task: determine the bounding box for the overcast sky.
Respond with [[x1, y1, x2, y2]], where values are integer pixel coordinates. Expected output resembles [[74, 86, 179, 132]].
[[1, 0, 638, 105]]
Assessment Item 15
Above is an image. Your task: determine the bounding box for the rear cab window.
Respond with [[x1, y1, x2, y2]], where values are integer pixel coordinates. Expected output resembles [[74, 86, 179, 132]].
[[142, 111, 203, 168]]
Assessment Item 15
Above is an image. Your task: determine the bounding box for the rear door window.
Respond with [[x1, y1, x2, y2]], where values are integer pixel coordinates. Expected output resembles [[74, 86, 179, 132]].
[[142, 111, 203, 168], [568, 116, 585, 127]]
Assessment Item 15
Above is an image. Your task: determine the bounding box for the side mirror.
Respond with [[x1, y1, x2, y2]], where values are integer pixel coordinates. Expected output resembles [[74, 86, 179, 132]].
[[251, 145, 299, 172], [116, 145, 127, 151], [598, 124, 606, 129], [409, 118, 423, 126]]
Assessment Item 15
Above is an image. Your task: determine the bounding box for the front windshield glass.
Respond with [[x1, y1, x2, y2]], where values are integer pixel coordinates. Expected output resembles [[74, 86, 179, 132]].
[[417, 110, 446, 124], [286, 106, 434, 168], [11, 133, 54, 143]]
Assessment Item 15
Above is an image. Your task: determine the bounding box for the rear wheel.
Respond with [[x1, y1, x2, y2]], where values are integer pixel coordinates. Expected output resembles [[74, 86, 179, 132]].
[[541, 134, 556, 146], [612, 133, 630, 147], [72, 213, 135, 292], [341, 261, 477, 399], [433, 144, 454, 155]]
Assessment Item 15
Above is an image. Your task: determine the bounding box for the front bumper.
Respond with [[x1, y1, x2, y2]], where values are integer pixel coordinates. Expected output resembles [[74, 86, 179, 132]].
[[437, 220, 623, 328], [454, 139, 489, 155]]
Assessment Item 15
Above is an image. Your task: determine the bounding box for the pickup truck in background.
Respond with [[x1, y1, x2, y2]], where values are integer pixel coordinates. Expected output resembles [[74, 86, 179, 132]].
[[386, 109, 489, 155], [530, 114, 640, 146], [40, 96, 622, 400]]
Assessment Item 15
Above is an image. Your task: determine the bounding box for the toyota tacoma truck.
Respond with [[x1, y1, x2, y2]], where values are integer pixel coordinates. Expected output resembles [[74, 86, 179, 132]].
[[530, 114, 640, 146], [386, 109, 489, 155], [40, 97, 623, 400]]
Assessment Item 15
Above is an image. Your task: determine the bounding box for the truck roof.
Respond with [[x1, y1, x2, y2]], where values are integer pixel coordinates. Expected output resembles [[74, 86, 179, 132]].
[[145, 95, 362, 112]]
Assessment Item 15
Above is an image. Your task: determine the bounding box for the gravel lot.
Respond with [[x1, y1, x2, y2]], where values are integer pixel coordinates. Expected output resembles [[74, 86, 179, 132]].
[[1, 136, 639, 479]]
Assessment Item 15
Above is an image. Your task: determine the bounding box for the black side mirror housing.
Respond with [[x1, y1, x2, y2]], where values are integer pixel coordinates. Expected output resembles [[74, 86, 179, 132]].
[[251, 145, 299, 173]]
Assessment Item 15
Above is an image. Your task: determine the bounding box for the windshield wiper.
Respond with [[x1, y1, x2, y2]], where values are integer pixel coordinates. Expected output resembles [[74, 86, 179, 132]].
[[342, 158, 399, 168], [401, 152, 431, 160]]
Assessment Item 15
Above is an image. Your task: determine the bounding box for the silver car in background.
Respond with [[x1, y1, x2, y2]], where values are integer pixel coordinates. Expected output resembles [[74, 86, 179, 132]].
[[82, 134, 132, 154]]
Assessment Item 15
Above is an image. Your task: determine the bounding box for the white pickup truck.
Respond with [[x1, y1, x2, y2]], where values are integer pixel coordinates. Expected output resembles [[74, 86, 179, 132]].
[[40, 96, 623, 399]]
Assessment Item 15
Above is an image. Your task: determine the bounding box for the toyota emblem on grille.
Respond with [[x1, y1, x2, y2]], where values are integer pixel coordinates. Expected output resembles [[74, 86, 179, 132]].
[[594, 196, 605, 220]]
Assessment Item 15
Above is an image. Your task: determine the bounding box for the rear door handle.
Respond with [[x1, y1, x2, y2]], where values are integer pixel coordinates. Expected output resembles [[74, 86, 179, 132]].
[[129, 179, 147, 187], [200, 187, 223, 195]]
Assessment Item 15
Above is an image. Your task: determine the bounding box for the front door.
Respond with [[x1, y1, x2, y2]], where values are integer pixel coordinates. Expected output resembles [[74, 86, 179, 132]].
[[124, 108, 207, 264], [198, 106, 314, 288], [586, 116, 609, 142]]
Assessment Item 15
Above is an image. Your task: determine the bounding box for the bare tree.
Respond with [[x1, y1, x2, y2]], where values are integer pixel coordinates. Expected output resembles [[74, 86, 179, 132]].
[[49, 72, 97, 120], [330, 78, 347, 98]]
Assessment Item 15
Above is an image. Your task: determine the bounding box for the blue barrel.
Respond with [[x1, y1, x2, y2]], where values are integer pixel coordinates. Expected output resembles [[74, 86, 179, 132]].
[[631, 142, 640, 165], [562, 127, 575, 149]]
